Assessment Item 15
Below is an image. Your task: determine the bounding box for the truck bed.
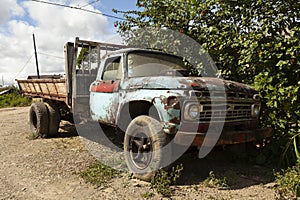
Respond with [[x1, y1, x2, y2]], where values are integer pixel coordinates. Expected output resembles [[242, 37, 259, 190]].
[[17, 78, 67, 102]]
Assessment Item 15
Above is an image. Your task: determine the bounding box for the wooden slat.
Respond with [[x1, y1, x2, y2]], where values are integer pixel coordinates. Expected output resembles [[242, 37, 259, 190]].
[[17, 79, 67, 102]]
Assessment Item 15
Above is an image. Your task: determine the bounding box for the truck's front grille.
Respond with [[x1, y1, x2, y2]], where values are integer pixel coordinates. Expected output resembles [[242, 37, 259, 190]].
[[198, 102, 252, 122], [191, 91, 255, 122]]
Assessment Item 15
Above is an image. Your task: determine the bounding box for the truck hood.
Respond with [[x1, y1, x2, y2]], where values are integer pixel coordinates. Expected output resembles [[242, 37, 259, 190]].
[[123, 77, 256, 93]]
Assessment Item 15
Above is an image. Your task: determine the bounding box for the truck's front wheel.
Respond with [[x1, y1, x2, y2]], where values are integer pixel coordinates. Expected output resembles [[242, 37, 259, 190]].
[[29, 102, 49, 138], [124, 115, 171, 181]]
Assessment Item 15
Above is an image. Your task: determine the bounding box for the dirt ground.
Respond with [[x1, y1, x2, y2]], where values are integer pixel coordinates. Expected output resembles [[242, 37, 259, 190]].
[[0, 107, 277, 199]]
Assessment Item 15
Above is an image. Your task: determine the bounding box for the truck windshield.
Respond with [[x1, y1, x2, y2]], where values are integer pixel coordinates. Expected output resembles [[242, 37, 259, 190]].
[[127, 51, 199, 77]]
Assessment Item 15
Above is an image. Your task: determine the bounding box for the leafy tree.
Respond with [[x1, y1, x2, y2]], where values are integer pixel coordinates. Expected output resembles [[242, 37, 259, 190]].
[[114, 0, 300, 165], [76, 47, 88, 69], [76, 47, 98, 70]]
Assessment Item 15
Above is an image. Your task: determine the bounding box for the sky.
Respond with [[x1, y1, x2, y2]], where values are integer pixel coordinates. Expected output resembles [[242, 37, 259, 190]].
[[0, 0, 138, 85]]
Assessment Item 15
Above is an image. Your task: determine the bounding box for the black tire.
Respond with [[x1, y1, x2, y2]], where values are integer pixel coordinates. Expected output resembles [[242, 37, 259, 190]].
[[124, 115, 171, 181], [29, 102, 49, 138], [45, 102, 60, 137]]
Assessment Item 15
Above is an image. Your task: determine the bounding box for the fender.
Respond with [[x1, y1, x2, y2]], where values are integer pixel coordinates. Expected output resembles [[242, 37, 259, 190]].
[[116, 89, 183, 134]]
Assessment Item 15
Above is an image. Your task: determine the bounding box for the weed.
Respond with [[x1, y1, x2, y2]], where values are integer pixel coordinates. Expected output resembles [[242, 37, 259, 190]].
[[275, 162, 300, 199], [127, 172, 134, 179], [141, 191, 154, 199], [80, 161, 120, 188], [151, 169, 171, 197], [202, 171, 228, 189], [150, 164, 184, 197], [27, 133, 37, 140]]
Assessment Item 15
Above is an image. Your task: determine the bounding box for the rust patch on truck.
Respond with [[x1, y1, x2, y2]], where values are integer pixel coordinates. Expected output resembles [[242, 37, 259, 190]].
[[90, 80, 120, 93], [154, 95, 182, 134], [174, 127, 273, 146]]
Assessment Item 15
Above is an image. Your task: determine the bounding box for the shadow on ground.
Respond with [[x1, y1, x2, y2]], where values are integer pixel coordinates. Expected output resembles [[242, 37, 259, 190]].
[[54, 120, 79, 138], [54, 121, 275, 189], [171, 145, 274, 189]]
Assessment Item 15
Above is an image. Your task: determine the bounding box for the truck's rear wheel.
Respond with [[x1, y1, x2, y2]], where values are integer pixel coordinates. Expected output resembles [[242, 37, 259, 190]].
[[45, 102, 60, 137], [29, 102, 49, 138], [124, 115, 171, 181]]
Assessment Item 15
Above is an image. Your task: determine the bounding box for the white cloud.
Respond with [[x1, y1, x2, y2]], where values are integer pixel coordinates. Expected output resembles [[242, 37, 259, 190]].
[[0, 0, 112, 85], [0, 0, 25, 24]]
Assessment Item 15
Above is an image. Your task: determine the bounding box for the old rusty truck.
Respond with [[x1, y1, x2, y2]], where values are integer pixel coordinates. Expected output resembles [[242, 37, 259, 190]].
[[17, 37, 272, 181]]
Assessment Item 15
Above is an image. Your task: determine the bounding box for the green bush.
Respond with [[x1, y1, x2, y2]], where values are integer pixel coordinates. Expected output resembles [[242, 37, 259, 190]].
[[275, 162, 300, 199], [0, 87, 31, 108], [253, 27, 300, 165]]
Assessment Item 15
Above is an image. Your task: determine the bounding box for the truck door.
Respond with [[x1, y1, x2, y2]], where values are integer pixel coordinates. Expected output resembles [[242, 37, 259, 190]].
[[90, 55, 123, 124]]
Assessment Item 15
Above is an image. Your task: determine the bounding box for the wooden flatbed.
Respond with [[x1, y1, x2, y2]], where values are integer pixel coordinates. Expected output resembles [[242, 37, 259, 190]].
[[17, 78, 67, 103]]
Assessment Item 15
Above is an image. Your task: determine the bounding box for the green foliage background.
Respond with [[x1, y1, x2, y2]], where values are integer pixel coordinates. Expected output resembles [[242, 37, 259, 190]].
[[114, 0, 300, 165], [275, 162, 300, 198], [0, 87, 31, 108]]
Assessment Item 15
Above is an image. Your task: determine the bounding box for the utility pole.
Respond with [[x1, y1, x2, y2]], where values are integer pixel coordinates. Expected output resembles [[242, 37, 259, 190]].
[[1, 75, 3, 87], [33, 34, 40, 79]]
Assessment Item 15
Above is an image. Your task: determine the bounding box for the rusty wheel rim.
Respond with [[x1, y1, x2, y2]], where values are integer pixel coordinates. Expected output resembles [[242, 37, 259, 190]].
[[129, 132, 153, 170]]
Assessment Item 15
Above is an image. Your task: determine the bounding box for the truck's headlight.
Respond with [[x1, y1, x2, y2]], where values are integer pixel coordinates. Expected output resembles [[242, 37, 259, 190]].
[[253, 94, 261, 101], [189, 104, 199, 119], [184, 103, 202, 120], [251, 104, 261, 118]]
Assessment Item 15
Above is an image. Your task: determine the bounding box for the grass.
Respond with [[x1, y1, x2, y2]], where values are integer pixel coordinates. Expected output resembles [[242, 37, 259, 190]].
[[0, 86, 31, 108], [80, 161, 120, 188]]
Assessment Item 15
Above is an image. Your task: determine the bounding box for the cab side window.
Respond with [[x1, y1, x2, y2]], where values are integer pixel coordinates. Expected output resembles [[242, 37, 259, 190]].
[[102, 56, 122, 80]]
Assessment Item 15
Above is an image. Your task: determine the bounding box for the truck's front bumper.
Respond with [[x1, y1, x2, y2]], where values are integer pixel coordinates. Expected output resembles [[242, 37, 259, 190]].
[[173, 127, 273, 146]]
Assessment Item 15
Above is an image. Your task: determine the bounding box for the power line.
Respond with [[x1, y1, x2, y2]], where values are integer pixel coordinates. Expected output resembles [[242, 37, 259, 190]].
[[80, 0, 101, 8], [31, 0, 126, 21], [39, 52, 64, 59], [12, 54, 34, 81]]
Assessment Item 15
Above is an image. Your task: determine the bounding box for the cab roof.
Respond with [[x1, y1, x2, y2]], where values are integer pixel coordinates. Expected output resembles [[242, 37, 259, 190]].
[[104, 48, 179, 58]]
